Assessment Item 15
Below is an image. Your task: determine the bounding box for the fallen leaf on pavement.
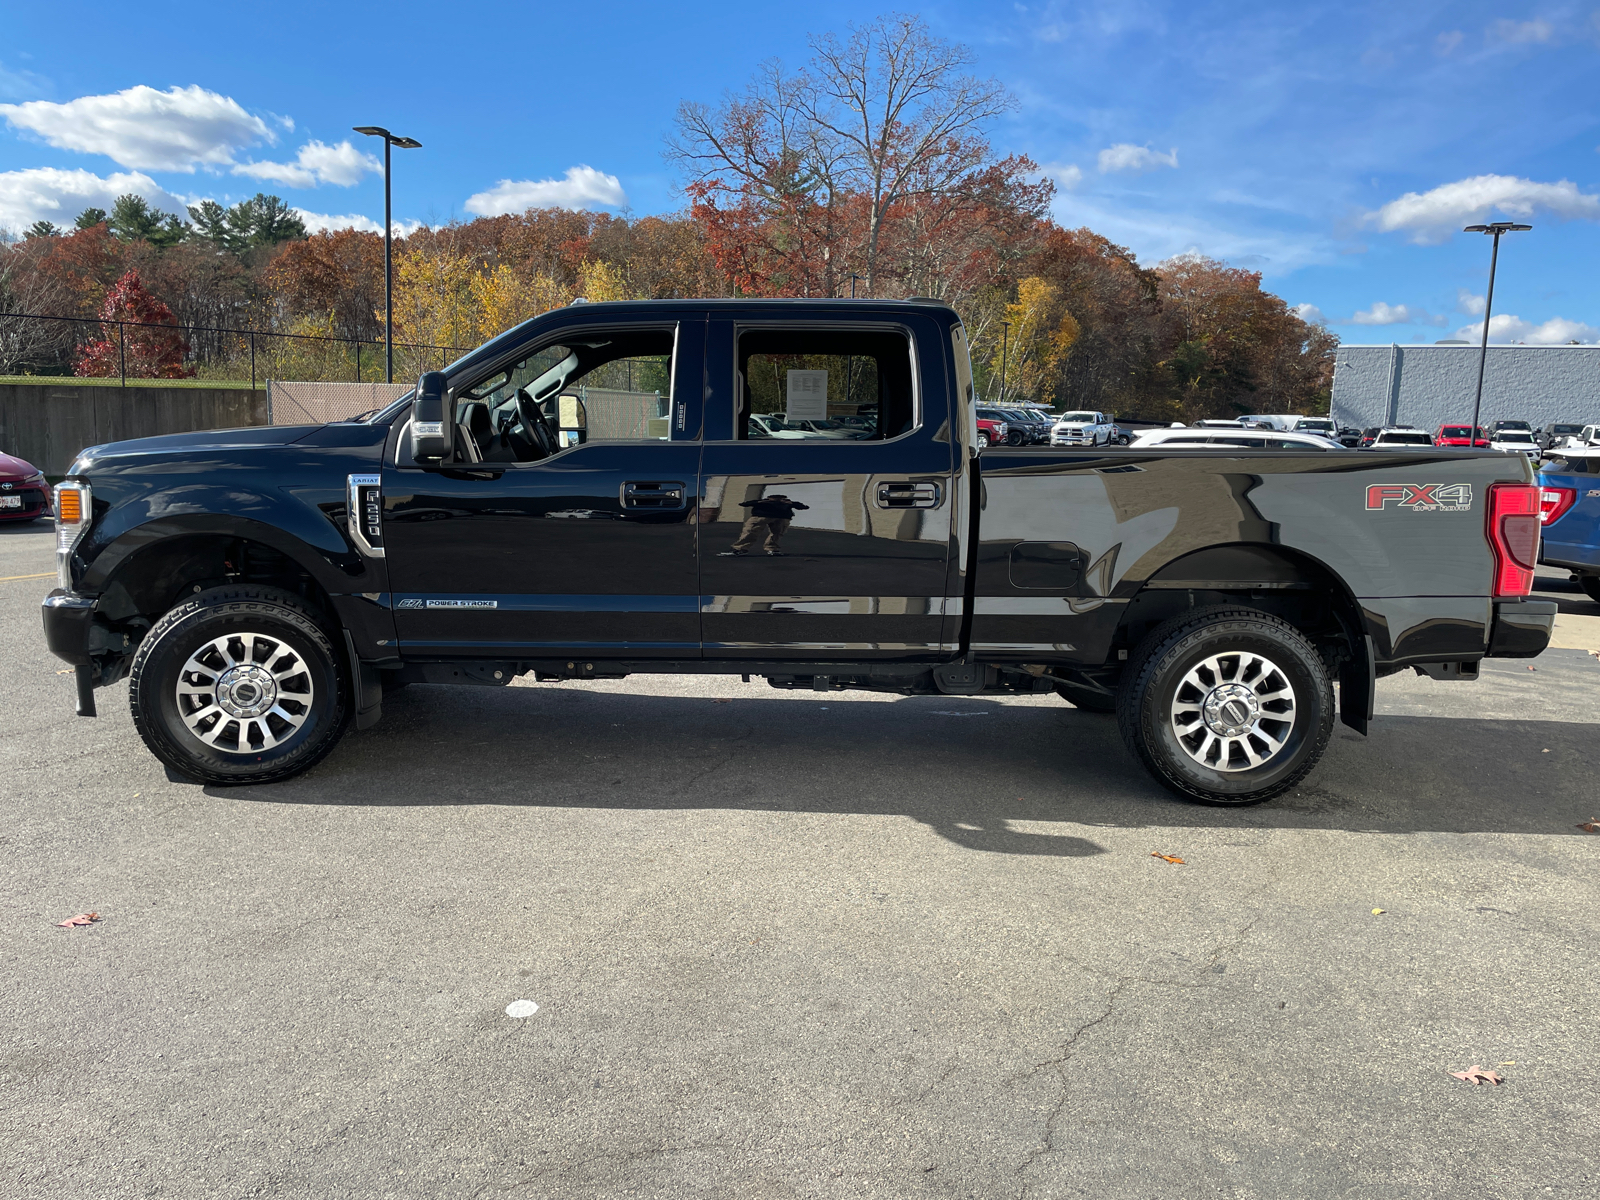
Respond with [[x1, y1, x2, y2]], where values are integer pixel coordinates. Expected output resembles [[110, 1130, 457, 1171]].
[[1449, 1066, 1503, 1086], [54, 669, 73, 675], [1372, 908, 1385, 915], [56, 912, 99, 927], [1577, 820, 1600, 833], [1150, 852, 1185, 864]]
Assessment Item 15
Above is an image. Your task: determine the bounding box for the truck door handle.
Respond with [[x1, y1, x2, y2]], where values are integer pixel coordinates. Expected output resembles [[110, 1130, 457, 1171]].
[[621, 481, 687, 509], [876, 481, 942, 509]]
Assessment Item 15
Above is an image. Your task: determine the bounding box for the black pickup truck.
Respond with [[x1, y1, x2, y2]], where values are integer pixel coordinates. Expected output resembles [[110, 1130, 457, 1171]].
[[42, 299, 1555, 804]]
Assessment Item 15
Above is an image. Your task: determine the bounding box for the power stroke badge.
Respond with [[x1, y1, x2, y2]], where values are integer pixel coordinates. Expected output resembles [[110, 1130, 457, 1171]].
[[394, 598, 498, 609], [1365, 483, 1473, 513]]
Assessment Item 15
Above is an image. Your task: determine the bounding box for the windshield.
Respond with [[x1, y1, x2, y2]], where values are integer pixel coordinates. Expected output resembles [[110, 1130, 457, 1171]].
[[1496, 432, 1534, 443], [1379, 432, 1433, 445], [1440, 426, 1481, 438], [1057, 411, 1099, 423], [1295, 419, 1334, 431]]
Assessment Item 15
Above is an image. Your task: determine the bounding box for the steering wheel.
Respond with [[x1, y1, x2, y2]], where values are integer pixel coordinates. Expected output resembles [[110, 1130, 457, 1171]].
[[514, 388, 560, 460]]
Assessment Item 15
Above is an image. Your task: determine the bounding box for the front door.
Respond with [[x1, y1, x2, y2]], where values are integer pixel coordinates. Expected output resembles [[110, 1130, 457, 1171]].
[[697, 313, 958, 661], [382, 316, 704, 660]]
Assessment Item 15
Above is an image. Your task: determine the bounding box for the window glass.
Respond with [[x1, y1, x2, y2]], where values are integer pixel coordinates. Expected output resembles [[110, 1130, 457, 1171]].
[[451, 328, 677, 464], [737, 328, 914, 441]]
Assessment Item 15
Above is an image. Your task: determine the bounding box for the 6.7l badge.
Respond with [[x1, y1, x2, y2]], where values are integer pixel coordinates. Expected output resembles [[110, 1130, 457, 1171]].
[[1365, 483, 1473, 512]]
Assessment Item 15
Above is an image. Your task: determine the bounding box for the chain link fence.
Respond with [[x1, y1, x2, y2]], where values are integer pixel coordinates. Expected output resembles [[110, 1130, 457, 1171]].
[[0, 310, 470, 388]]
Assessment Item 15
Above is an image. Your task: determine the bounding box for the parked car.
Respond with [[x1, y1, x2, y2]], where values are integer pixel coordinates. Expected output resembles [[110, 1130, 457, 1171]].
[[1335, 427, 1364, 447], [1003, 408, 1055, 444], [1491, 419, 1532, 435], [976, 406, 1038, 446], [1436, 424, 1491, 448], [42, 296, 1553, 807], [1537, 448, 1600, 604], [1537, 422, 1587, 451], [974, 414, 1008, 450], [1049, 410, 1117, 446], [1128, 428, 1344, 450], [0, 449, 52, 521], [1489, 429, 1541, 461], [1367, 426, 1435, 449]]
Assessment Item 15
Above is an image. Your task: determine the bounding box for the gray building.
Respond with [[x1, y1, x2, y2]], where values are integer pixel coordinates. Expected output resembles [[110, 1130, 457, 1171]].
[[1330, 343, 1600, 433]]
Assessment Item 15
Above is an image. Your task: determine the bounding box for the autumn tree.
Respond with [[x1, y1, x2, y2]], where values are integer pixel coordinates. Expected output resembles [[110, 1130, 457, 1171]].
[[670, 14, 1016, 298], [993, 276, 1080, 403], [74, 270, 191, 378], [266, 229, 386, 344]]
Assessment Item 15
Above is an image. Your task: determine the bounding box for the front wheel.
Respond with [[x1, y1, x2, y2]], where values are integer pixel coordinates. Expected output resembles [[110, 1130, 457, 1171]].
[[1117, 606, 1333, 805], [129, 586, 351, 785], [976, 432, 990, 451]]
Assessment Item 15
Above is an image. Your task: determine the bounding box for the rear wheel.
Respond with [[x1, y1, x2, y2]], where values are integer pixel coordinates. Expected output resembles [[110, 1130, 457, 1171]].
[[1117, 606, 1333, 805], [129, 586, 350, 785]]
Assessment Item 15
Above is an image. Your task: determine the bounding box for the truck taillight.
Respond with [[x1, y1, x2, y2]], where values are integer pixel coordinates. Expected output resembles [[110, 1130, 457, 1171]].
[[1539, 486, 1576, 526], [1487, 483, 1539, 598]]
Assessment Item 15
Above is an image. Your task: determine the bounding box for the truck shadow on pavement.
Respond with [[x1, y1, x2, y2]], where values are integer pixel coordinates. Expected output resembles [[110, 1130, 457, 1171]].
[[217, 683, 1600, 855]]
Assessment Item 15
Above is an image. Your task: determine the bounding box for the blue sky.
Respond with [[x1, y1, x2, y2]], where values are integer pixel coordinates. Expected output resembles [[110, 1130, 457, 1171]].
[[2, 1, 1598, 345]]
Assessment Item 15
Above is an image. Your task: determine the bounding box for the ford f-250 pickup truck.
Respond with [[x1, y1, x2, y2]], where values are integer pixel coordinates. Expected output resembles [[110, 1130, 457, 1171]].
[[42, 298, 1555, 804]]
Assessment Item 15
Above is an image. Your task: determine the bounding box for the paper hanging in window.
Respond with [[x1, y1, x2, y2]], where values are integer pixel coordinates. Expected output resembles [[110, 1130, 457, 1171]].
[[785, 370, 829, 421]]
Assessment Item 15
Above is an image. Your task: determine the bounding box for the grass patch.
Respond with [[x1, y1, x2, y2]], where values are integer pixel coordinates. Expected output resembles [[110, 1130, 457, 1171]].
[[0, 376, 261, 390]]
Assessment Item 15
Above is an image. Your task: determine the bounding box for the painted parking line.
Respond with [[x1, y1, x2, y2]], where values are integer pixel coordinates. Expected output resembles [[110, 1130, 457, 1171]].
[[0, 572, 54, 582]]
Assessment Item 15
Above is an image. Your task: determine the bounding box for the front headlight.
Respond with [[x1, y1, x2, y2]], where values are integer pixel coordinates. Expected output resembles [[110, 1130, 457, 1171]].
[[997, 423, 1008, 434], [55, 480, 91, 592]]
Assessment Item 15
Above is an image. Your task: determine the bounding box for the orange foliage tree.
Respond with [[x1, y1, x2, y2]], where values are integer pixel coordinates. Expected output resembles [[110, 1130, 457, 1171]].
[[74, 270, 191, 378]]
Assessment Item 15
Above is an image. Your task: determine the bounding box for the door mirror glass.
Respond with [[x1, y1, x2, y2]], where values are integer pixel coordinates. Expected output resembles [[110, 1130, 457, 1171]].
[[411, 371, 452, 462], [557, 393, 588, 447]]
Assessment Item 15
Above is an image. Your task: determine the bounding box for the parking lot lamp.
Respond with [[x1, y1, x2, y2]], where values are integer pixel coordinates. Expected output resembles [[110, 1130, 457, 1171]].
[[1463, 221, 1531, 442], [353, 126, 422, 383], [999, 321, 1011, 403]]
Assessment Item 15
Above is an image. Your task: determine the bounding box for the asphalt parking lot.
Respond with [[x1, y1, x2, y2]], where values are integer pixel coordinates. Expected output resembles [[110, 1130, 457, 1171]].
[[3, 517, 1597, 1199]]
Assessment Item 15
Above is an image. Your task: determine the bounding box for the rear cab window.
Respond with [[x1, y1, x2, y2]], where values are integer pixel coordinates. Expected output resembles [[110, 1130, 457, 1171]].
[[736, 327, 916, 442]]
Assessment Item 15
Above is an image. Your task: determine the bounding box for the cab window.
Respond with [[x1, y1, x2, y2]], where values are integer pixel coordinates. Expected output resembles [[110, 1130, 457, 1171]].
[[448, 327, 677, 463], [736, 327, 915, 441]]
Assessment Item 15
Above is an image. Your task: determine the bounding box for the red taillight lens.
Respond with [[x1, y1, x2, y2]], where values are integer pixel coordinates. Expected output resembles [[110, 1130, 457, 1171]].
[[1539, 486, 1577, 526], [1487, 483, 1539, 597]]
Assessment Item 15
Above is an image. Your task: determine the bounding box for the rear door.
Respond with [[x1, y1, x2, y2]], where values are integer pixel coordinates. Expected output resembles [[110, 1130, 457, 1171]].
[[382, 314, 705, 660], [697, 310, 959, 661]]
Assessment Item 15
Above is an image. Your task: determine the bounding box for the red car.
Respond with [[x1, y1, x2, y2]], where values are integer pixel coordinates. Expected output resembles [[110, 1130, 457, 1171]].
[[1436, 423, 1491, 448], [975, 414, 1009, 450], [0, 449, 52, 521]]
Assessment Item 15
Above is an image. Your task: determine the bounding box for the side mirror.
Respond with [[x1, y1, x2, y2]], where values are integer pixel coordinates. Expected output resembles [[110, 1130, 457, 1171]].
[[557, 393, 587, 446], [410, 371, 452, 461]]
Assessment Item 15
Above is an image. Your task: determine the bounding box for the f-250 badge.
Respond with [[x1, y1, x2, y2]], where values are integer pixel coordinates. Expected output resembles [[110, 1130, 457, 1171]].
[[1365, 483, 1473, 512]]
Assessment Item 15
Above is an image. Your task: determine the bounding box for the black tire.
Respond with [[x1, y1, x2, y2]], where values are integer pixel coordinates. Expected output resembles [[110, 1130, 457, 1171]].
[[129, 586, 350, 785], [976, 432, 990, 451], [1055, 682, 1117, 713], [1579, 576, 1600, 605], [1007, 429, 1026, 446], [1116, 605, 1333, 805]]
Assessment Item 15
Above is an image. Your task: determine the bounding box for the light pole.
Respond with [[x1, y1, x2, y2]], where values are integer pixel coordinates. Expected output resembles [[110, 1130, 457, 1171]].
[[849, 272, 863, 299], [998, 321, 1011, 402], [1462, 220, 1531, 444], [353, 125, 422, 383]]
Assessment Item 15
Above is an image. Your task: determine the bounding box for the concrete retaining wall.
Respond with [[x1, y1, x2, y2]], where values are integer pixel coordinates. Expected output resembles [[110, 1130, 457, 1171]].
[[1331, 344, 1600, 433], [0, 382, 268, 475]]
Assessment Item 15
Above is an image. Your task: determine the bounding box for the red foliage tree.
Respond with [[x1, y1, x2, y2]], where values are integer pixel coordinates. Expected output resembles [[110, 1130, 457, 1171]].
[[74, 270, 192, 378]]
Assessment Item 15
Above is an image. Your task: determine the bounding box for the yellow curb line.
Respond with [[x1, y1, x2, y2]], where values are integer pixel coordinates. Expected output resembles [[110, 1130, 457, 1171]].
[[0, 572, 54, 582]]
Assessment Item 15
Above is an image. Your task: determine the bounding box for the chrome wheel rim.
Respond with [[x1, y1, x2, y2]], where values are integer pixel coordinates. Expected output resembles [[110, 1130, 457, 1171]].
[[176, 632, 314, 753], [1169, 651, 1296, 773]]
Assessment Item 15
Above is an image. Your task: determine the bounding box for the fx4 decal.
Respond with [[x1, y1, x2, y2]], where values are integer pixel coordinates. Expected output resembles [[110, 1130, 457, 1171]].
[[1365, 483, 1473, 512]]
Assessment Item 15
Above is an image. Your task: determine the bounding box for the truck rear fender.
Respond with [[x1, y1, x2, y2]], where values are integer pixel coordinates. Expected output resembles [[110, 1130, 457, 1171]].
[[1121, 543, 1373, 733]]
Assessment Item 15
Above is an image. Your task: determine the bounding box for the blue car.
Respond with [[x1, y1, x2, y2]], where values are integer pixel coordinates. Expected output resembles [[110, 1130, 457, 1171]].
[[1539, 450, 1600, 604]]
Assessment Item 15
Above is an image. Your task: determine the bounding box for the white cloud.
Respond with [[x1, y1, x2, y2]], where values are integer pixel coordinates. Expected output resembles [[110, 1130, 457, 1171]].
[[0, 85, 271, 172], [464, 166, 627, 216], [292, 209, 421, 238], [1457, 289, 1486, 315], [1291, 303, 1325, 325], [1366, 174, 1600, 243], [0, 166, 188, 230], [1047, 163, 1084, 190], [1488, 18, 1553, 44], [1350, 301, 1446, 326], [1451, 314, 1600, 344], [234, 140, 381, 188], [0, 59, 49, 102], [1097, 143, 1179, 174], [1435, 30, 1464, 55]]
